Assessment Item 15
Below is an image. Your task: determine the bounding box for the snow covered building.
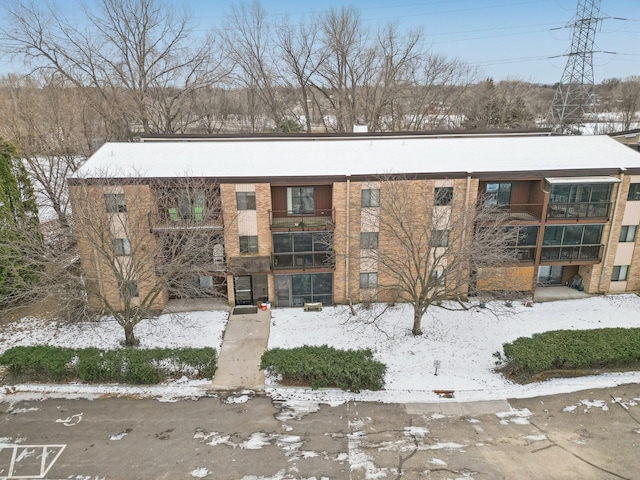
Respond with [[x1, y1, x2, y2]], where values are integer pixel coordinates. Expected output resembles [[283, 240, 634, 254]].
[[68, 132, 640, 312]]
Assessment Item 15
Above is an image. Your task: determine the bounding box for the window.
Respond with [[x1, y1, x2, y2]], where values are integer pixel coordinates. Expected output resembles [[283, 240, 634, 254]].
[[177, 189, 206, 219], [113, 238, 131, 256], [287, 187, 314, 214], [361, 232, 379, 249], [239, 235, 258, 254], [118, 280, 139, 298], [361, 188, 380, 207], [429, 269, 444, 285], [628, 184, 640, 201], [272, 232, 333, 268], [612, 265, 629, 282], [430, 229, 449, 247], [236, 192, 256, 210], [620, 225, 637, 243], [435, 187, 453, 206], [105, 193, 126, 213], [485, 183, 512, 206], [543, 225, 604, 246], [360, 272, 378, 289]]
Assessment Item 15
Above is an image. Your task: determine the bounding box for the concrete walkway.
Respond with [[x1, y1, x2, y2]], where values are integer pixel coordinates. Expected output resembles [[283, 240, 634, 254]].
[[211, 307, 271, 392]]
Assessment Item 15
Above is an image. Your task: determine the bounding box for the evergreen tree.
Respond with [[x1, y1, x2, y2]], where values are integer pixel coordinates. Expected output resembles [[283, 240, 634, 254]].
[[0, 137, 41, 307]]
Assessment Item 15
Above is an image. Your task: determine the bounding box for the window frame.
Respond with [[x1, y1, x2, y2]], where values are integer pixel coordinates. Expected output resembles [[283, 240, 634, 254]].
[[620, 225, 637, 243], [434, 187, 453, 206], [360, 272, 378, 289], [612, 265, 629, 282], [360, 231, 379, 249], [105, 193, 127, 213], [236, 191, 256, 210], [113, 238, 131, 256], [361, 188, 380, 207], [485, 182, 512, 207], [239, 235, 259, 254]]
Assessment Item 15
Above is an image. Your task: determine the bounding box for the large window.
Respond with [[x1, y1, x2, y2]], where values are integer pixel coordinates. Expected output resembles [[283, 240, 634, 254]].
[[105, 193, 127, 213], [275, 273, 333, 306], [612, 265, 629, 282], [548, 183, 612, 218], [287, 187, 315, 214], [541, 225, 603, 260], [360, 232, 379, 249], [239, 235, 258, 254], [620, 225, 637, 243], [177, 189, 206, 220], [272, 232, 332, 268], [628, 184, 640, 201], [507, 226, 539, 261], [485, 183, 512, 207], [361, 188, 380, 207], [236, 192, 256, 210], [435, 187, 453, 206]]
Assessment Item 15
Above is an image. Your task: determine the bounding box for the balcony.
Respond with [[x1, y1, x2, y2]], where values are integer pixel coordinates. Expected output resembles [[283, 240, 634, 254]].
[[272, 252, 334, 270], [546, 202, 611, 220], [269, 209, 335, 230], [148, 210, 223, 232], [476, 203, 543, 223], [540, 244, 603, 263]]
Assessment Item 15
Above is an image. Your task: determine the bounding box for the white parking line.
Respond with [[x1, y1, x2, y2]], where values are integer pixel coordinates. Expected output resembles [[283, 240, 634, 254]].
[[1, 444, 66, 479]]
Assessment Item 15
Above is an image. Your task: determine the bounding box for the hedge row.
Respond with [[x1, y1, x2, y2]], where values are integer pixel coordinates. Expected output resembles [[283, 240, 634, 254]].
[[0, 346, 217, 384], [260, 344, 386, 392], [501, 328, 640, 382]]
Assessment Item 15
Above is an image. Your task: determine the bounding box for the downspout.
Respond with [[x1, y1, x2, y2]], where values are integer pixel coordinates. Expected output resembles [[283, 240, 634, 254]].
[[598, 171, 625, 293], [461, 173, 472, 297], [346, 176, 353, 313]]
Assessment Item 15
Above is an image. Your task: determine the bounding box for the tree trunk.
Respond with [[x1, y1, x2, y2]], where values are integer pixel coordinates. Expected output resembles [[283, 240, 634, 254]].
[[412, 307, 423, 336], [123, 322, 138, 346]]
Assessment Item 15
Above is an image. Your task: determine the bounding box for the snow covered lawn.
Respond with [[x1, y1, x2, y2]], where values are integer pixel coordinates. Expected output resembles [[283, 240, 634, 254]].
[[1, 295, 639, 404], [266, 294, 640, 403]]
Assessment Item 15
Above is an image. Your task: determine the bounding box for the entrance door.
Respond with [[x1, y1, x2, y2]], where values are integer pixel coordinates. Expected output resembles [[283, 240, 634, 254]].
[[234, 275, 253, 305], [537, 266, 564, 285]]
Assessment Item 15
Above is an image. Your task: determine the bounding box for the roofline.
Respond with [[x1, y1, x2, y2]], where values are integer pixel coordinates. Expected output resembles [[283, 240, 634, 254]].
[[68, 168, 635, 186], [136, 128, 557, 142]]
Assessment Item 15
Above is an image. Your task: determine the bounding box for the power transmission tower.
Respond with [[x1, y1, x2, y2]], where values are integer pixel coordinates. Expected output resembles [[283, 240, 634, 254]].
[[550, 0, 602, 134]]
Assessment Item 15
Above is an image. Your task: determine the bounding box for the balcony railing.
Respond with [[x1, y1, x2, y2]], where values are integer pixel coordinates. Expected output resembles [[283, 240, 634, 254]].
[[476, 203, 543, 222], [269, 209, 335, 229], [148, 211, 223, 232], [546, 202, 611, 220], [272, 252, 334, 270], [540, 244, 603, 262]]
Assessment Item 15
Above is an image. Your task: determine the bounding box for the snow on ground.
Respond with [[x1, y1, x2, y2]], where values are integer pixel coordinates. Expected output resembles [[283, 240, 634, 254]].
[[1, 295, 640, 404]]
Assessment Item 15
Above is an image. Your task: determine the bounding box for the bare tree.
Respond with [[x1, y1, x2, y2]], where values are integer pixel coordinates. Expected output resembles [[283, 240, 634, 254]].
[[352, 177, 520, 336], [67, 174, 229, 345], [1, 0, 228, 138], [313, 7, 375, 132], [0, 74, 103, 227], [274, 15, 327, 132]]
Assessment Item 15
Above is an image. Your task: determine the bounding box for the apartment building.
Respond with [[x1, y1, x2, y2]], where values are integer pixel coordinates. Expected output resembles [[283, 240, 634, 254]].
[[68, 133, 640, 312]]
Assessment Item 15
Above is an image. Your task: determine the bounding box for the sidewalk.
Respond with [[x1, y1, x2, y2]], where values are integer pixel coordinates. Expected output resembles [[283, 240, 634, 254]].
[[211, 307, 271, 391]]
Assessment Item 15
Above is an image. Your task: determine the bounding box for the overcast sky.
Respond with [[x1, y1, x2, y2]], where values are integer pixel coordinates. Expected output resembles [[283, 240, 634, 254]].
[[1, 0, 639, 84]]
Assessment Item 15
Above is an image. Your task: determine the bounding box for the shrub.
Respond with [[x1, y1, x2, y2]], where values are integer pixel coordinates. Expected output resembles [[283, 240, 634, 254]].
[[1, 346, 218, 385], [260, 344, 386, 392], [501, 328, 640, 382], [0, 346, 75, 381]]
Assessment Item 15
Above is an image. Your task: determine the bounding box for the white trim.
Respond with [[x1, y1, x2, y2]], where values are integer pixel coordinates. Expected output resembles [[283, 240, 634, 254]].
[[545, 176, 622, 184]]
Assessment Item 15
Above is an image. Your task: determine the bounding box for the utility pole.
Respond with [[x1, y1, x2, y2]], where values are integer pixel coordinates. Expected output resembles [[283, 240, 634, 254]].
[[550, 0, 602, 134]]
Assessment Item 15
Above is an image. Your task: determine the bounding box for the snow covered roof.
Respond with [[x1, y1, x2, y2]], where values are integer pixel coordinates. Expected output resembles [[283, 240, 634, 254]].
[[74, 134, 640, 180]]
